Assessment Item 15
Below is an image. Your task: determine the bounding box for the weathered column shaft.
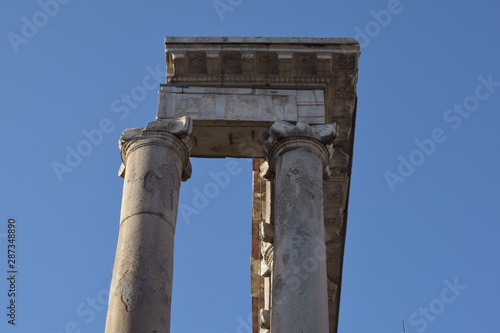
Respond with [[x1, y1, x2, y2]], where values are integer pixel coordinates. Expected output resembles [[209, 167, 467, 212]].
[[263, 121, 336, 333], [105, 117, 192, 333]]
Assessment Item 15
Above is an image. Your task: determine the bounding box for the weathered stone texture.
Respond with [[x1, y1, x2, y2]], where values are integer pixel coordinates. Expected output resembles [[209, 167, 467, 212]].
[[106, 37, 360, 333], [106, 118, 192, 333]]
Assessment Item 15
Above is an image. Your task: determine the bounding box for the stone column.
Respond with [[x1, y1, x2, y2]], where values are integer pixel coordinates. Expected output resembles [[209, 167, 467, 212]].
[[105, 116, 192, 333], [262, 120, 336, 333]]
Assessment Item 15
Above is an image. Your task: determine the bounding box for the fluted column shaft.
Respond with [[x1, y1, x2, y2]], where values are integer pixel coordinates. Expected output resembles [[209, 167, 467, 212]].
[[263, 120, 336, 333], [105, 117, 192, 333]]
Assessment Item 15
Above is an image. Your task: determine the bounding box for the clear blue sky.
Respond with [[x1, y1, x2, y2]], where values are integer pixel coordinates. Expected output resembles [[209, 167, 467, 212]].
[[1, 1, 499, 332]]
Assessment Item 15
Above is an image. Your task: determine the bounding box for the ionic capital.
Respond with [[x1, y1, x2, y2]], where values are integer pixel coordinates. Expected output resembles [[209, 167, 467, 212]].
[[119, 116, 193, 181], [261, 120, 337, 180], [260, 243, 274, 277]]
